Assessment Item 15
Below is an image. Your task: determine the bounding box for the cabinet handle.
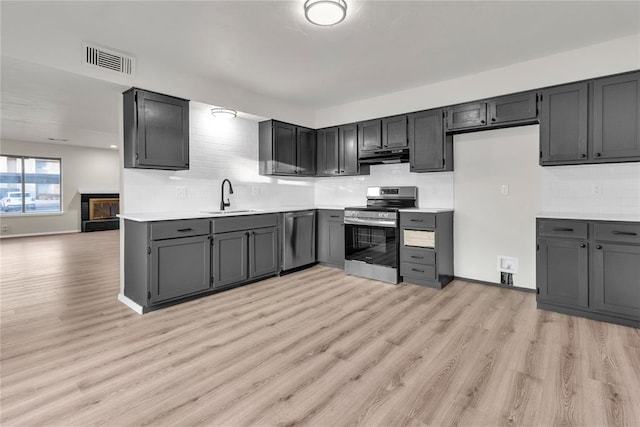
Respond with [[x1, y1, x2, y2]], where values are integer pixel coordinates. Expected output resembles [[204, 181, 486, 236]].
[[552, 227, 574, 232], [596, 245, 602, 249], [491, 118, 496, 122], [411, 255, 424, 259], [595, 153, 602, 157], [480, 120, 486, 124], [410, 219, 424, 223], [411, 268, 425, 273], [580, 154, 587, 158], [330, 215, 340, 218], [612, 231, 637, 236], [245, 232, 250, 236], [177, 228, 193, 232], [579, 243, 586, 248]]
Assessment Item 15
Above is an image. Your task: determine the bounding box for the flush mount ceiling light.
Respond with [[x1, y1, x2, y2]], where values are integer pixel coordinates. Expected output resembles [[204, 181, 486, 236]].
[[211, 108, 237, 119], [304, 0, 347, 26]]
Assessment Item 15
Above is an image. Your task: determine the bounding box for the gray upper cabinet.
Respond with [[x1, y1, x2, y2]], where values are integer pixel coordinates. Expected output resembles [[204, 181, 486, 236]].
[[339, 124, 360, 175], [316, 127, 340, 176], [539, 82, 589, 165], [358, 119, 382, 153], [259, 120, 316, 176], [408, 108, 452, 172], [296, 127, 317, 176], [488, 92, 537, 125], [382, 115, 408, 149], [592, 71, 640, 161], [123, 88, 190, 170], [446, 102, 487, 131]]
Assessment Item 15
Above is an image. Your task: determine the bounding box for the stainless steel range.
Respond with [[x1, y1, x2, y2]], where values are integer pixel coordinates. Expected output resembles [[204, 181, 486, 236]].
[[344, 186, 417, 284]]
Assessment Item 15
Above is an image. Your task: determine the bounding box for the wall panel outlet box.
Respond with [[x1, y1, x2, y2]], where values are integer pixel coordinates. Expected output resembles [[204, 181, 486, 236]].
[[500, 184, 509, 195], [497, 256, 518, 273], [591, 183, 602, 195], [176, 187, 188, 198]]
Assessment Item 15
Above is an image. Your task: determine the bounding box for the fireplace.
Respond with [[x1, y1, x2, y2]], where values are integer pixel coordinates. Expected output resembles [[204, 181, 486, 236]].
[[81, 192, 120, 232]]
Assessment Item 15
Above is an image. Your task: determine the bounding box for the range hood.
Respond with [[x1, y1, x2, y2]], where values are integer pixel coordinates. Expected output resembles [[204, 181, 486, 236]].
[[358, 148, 410, 165]]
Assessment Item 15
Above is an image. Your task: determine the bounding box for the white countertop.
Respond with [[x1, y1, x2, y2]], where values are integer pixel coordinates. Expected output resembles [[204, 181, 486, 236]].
[[398, 208, 455, 213], [537, 212, 640, 222], [119, 206, 325, 222]]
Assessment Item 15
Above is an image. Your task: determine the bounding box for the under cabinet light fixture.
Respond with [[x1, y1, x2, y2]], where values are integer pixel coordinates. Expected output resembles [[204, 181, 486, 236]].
[[211, 108, 237, 119], [304, 0, 347, 26]]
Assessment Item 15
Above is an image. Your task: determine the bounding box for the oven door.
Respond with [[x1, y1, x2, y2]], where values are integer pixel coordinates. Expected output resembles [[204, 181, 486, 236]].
[[344, 222, 398, 268]]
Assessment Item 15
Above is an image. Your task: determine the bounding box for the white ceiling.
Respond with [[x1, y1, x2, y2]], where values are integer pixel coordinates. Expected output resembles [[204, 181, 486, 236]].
[[1, 1, 639, 148]]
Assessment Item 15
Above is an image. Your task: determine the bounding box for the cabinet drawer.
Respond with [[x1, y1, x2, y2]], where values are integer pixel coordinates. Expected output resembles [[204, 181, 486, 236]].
[[401, 248, 436, 265], [318, 209, 344, 223], [402, 229, 435, 248], [212, 214, 278, 234], [401, 262, 437, 281], [594, 222, 640, 244], [150, 219, 210, 240], [400, 212, 436, 228], [538, 220, 587, 239]]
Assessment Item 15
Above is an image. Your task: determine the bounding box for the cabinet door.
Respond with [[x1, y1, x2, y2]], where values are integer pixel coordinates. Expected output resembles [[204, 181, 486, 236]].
[[273, 122, 297, 175], [296, 127, 316, 176], [408, 109, 446, 172], [339, 124, 359, 175], [150, 235, 211, 304], [358, 119, 382, 152], [592, 243, 640, 318], [136, 90, 189, 170], [382, 115, 408, 149], [446, 102, 487, 131], [327, 220, 345, 267], [317, 128, 339, 176], [593, 72, 640, 160], [249, 226, 279, 279], [539, 82, 589, 164], [213, 230, 249, 288], [536, 238, 588, 307], [488, 92, 537, 125]]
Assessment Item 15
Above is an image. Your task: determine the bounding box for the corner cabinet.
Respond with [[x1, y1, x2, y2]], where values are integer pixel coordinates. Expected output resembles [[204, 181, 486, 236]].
[[259, 120, 316, 176], [540, 71, 640, 166], [317, 209, 345, 268], [123, 88, 190, 170], [408, 108, 453, 172], [536, 218, 640, 327], [124, 218, 212, 310], [212, 214, 279, 288], [316, 125, 368, 176]]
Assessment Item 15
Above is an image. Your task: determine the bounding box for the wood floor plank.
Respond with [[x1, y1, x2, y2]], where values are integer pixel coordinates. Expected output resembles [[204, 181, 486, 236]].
[[1, 230, 639, 426]]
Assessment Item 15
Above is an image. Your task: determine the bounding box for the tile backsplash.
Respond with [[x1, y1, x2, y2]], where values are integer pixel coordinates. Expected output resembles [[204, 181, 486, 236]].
[[541, 162, 640, 215]]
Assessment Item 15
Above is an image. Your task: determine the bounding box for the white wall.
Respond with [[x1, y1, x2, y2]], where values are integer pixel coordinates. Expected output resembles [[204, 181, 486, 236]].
[[314, 163, 453, 208], [453, 126, 541, 289], [122, 103, 315, 214], [0, 140, 119, 237], [316, 35, 640, 127]]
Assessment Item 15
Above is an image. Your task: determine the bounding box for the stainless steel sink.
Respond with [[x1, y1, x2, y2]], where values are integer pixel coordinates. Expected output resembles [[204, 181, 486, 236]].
[[202, 209, 259, 215]]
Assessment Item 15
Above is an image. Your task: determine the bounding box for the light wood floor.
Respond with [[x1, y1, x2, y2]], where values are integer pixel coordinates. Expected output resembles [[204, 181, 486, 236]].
[[1, 231, 639, 426]]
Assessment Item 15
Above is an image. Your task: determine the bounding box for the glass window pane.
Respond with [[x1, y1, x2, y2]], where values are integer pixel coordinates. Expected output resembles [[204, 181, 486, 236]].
[[0, 155, 24, 214], [24, 158, 61, 213]]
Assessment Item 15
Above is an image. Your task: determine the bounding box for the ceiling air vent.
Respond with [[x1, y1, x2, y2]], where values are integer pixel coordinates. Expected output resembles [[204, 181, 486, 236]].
[[82, 43, 135, 77]]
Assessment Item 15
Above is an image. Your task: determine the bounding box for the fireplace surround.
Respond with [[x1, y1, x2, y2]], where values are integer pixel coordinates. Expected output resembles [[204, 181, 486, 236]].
[[81, 192, 119, 232]]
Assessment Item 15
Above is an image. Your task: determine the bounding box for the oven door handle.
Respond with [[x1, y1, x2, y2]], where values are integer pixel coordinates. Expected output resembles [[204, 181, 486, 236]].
[[344, 217, 397, 228]]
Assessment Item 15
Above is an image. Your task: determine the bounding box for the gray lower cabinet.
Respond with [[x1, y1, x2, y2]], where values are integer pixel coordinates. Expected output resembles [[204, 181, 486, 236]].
[[536, 218, 640, 327], [399, 211, 454, 289], [212, 214, 279, 288], [124, 218, 212, 310], [317, 209, 345, 268]]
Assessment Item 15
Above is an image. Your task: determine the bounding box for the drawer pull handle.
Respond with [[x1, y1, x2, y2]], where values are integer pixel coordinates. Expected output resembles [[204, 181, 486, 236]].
[[579, 243, 586, 248], [410, 219, 424, 223], [177, 228, 193, 232], [612, 231, 637, 236], [330, 215, 340, 218], [411, 268, 424, 273], [596, 245, 602, 250], [552, 227, 574, 232], [411, 255, 424, 259]]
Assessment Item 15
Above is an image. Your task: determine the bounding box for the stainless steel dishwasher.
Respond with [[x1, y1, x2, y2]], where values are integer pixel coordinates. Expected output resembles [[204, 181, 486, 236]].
[[282, 210, 316, 271]]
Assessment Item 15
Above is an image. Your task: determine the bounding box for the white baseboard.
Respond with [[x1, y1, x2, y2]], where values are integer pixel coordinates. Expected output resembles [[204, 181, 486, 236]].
[[0, 229, 80, 239], [117, 293, 144, 314]]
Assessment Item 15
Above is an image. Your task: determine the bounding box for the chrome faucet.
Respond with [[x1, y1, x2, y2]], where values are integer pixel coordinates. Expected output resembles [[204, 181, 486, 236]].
[[220, 179, 234, 211]]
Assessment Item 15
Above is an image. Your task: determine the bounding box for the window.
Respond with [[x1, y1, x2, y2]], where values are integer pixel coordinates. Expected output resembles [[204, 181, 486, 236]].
[[0, 155, 61, 214]]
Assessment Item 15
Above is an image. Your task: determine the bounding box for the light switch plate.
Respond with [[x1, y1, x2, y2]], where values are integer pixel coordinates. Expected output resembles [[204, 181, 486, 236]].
[[500, 184, 509, 196]]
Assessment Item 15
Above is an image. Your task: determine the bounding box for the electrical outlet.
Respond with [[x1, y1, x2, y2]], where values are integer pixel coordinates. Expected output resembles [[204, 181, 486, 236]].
[[251, 187, 259, 196], [500, 184, 509, 196], [1, 225, 8, 232], [591, 183, 602, 195], [176, 187, 188, 198]]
